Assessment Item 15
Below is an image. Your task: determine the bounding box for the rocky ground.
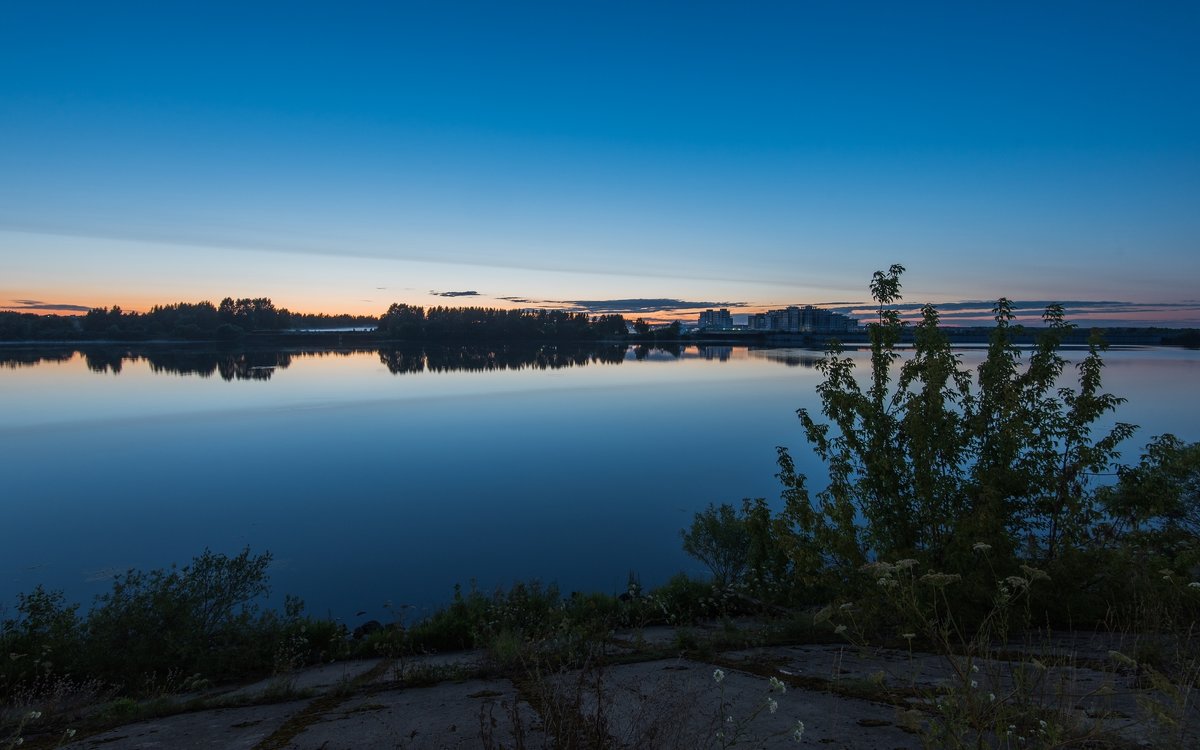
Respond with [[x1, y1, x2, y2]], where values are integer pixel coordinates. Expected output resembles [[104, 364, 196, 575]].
[[9, 622, 1198, 749]]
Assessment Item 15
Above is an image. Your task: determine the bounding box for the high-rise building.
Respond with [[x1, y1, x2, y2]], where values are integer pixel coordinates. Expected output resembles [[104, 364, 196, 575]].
[[748, 305, 856, 333], [697, 308, 734, 330]]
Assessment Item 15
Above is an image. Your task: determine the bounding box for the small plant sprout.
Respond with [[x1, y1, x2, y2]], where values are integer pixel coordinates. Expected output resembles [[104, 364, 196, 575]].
[[713, 668, 725, 683]]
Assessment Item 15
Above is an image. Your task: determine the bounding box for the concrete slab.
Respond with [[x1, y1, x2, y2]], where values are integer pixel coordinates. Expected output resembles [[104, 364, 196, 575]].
[[285, 679, 543, 749], [62, 699, 308, 750], [549, 657, 919, 749], [223, 659, 384, 701], [367, 651, 488, 687]]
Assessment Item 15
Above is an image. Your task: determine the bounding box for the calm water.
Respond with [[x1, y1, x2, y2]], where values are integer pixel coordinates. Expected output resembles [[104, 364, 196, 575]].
[[2, 344, 1198, 623]]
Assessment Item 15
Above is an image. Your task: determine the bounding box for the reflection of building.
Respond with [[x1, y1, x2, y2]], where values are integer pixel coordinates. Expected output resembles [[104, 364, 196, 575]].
[[697, 308, 734, 330], [698, 346, 733, 361], [746, 305, 857, 333]]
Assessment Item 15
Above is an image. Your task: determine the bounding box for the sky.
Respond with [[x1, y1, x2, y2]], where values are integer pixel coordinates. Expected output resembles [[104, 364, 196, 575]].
[[2, 1, 1198, 326]]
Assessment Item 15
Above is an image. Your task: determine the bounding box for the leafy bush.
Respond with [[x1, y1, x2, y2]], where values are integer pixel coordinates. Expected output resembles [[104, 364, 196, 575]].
[[0, 587, 83, 694], [684, 265, 1200, 632], [0, 548, 328, 700], [681, 503, 751, 585], [82, 548, 275, 687]]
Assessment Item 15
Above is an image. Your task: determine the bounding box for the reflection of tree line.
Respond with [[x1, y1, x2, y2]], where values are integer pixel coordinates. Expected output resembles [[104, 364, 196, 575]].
[[0, 345, 633, 380], [0, 350, 75, 368], [378, 344, 629, 374], [0, 344, 821, 379], [0, 347, 362, 380], [83, 348, 314, 379]]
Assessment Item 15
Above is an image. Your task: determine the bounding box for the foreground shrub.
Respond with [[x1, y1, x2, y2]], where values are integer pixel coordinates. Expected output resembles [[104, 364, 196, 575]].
[[0, 548, 333, 701], [688, 264, 1200, 634]]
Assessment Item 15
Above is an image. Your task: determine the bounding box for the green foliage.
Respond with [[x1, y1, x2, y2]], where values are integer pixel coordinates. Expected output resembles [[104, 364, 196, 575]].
[[667, 264, 1200, 634], [0, 586, 82, 693], [681, 502, 751, 585], [778, 267, 1134, 588], [1100, 433, 1200, 539], [0, 548, 337, 700], [82, 548, 274, 687]]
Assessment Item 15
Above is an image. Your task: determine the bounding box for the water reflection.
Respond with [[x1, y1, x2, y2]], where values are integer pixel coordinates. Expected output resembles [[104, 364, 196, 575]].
[[0, 342, 831, 380], [385, 344, 631, 375]]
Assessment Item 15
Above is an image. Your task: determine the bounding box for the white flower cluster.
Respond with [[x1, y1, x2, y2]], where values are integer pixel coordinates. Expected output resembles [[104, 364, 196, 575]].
[[919, 572, 962, 586]]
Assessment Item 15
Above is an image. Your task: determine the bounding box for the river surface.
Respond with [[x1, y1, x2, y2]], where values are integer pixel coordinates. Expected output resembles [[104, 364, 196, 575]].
[[2, 343, 1198, 622]]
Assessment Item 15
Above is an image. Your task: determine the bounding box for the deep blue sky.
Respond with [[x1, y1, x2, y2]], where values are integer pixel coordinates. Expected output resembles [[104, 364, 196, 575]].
[[2, 1, 1198, 323]]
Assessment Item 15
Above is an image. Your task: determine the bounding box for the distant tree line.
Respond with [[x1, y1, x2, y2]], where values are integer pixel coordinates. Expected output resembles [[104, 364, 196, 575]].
[[0, 298, 378, 341], [0, 298, 632, 342], [377, 304, 628, 342]]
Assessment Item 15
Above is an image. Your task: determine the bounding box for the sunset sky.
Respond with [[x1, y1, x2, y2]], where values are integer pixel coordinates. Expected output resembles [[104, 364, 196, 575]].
[[2, 1, 1198, 325]]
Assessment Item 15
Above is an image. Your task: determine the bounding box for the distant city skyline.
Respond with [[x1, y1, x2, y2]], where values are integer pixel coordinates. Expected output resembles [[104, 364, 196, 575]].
[[3, 2, 1198, 326]]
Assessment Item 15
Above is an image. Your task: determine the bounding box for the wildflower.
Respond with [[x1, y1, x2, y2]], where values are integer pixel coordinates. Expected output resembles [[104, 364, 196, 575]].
[[713, 668, 725, 684], [1004, 575, 1030, 590], [726, 715, 734, 724], [972, 542, 992, 552], [1039, 720, 1047, 730], [793, 720, 805, 742], [767, 697, 779, 714], [27, 711, 41, 720], [1189, 582, 1200, 589], [901, 632, 915, 640], [1019, 564, 1050, 582], [919, 572, 961, 586], [895, 558, 918, 569], [988, 692, 996, 702], [769, 676, 787, 694], [839, 602, 854, 610], [834, 624, 847, 635], [970, 664, 979, 673], [66, 729, 77, 738], [1108, 650, 1138, 668], [970, 680, 978, 688], [877, 576, 898, 589], [14, 738, 23, 746]]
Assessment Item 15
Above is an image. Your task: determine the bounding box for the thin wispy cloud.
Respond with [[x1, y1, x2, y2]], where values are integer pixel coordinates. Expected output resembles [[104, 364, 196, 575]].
[[430, 290, 481, 298], [0, 225, 828, 290], [498, 297, 750, 315], [4, 299, 92, 313]]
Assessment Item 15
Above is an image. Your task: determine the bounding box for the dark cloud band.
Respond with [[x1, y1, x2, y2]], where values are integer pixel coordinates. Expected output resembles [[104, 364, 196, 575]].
[[4, 300, 93, 312]]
